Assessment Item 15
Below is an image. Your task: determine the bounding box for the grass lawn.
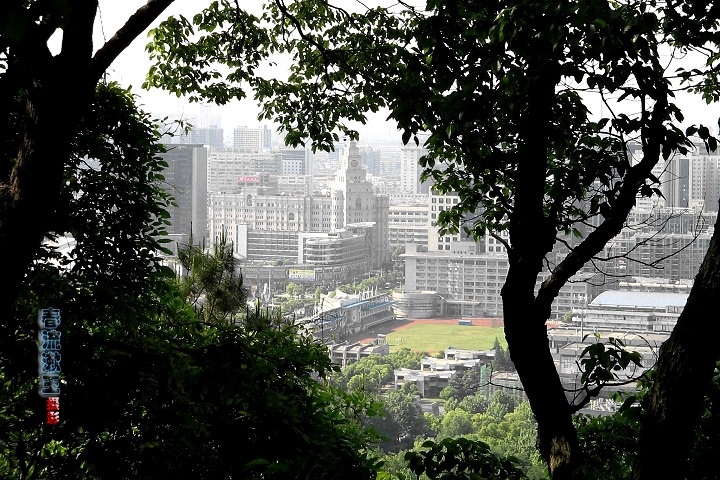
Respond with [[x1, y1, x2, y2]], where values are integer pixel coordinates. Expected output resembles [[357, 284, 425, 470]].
[[387, 324, 506, 354]]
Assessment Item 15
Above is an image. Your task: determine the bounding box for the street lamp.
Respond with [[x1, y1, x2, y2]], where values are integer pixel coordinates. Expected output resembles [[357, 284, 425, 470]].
[[574, 293, 587, 339]]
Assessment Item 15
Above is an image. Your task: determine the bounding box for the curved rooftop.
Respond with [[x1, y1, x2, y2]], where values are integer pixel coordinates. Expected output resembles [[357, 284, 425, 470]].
[[590, 290, 689, 308]]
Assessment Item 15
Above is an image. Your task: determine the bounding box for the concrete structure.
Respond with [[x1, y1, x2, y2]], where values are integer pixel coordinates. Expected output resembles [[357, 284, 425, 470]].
[[328, 338, 390, 367], [186, 126, 224, 149], [302, 228, 371, 268], [570, 290, 688, 333], [361, 145, 382, 176], [661, 156, 690, 208], [394, 355, 525, 401], [549, 329, 667, 375], [392, 290, 439, 319], [233, 125, 272, 151], [208, 151, 274, 193], [330, 141, 390, 268], [161, 112, 225, 149], [444, 348, 495, 362], [208, 187, 333, 246], [624, 232, 713, 282], [400, 145, 430, 194], [388, 204, 430, 247], [207, 140, 389, 272], [428, 191, 466, 252], [159, 144, 209, 247], [307, 290, 395, 341], [402, 244, 591, 320], [395, 357, 487, 398], [388, 193, 429, 205], [548, 328, 670, 409], [275, 147, 313, 176], [689, 145, 720, 211]]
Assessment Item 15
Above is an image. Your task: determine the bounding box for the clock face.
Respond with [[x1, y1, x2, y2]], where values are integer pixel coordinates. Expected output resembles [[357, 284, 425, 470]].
[[350, 159, 358, 167]]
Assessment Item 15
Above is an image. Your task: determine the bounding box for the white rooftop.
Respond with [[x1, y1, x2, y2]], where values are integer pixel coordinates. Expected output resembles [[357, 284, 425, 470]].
[[590, 290, 689, 308]]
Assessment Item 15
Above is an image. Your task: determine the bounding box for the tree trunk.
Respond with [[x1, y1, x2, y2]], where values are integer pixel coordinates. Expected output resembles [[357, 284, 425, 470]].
[[0, 0, 176, 320], [502, 44, 583, 479], [0, 0, 99, 320], [633, 206, 720, 479], [503, 287, 582, 479]]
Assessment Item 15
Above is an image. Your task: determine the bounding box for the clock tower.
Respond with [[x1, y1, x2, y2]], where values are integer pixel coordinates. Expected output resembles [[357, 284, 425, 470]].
[[337, 140, 366, 183], [330, 139, 389, 268]]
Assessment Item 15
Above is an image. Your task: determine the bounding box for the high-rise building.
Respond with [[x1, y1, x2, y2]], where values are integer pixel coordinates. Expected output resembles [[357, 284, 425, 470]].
[[388, 204, 430, 247], [661, 156, 690, 208], [275, 146, 313, 176], [233, 125, 272, 152], [400, 145, 430, 194], [159, 144, 209, 247], [206, 139, 389, 269], [208, 150, 275, 193], [361, 146, 382, 176], [689, 146, 720, 211], [161, 112, 225, 149], [330, 141, 390, 267], [187, 126, 224, 149]]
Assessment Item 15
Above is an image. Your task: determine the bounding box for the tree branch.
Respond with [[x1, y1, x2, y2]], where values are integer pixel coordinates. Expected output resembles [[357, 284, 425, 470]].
[[89, 0, 177, 82]]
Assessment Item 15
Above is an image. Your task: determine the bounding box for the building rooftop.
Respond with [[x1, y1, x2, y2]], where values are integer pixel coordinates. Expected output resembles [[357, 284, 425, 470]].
[[590, 290, 689, 309]]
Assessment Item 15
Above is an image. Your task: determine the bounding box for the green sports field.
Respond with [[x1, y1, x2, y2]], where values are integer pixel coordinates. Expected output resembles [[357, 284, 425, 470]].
[[387, 324, 506, 354]]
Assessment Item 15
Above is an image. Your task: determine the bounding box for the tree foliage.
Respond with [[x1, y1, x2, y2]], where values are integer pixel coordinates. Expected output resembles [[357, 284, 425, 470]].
[[176, 235, 246, 324], [0, 83, 383, 480], [404, 437, 529, 480], [145, 1, 720, 477], [331, 348, 425, 394], [493, 338, 515, 373]]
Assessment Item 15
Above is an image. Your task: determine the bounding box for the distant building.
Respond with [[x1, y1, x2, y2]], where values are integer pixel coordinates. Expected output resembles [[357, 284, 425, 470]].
[[548, 328, 670, 410], [208, 150, 274, 193], [159, 144, 209, 247], [187, 126, 224, 149], [233, 125, 272, 151], [689, 144, 720, 211], [392, 290, 438, 319], [206, 139, 389, 269], [360, 145, 382, 176], [661, 156, 690, 208], [328, 339, 390, 368], [400, 145, 430, 194], [307, 290, 395, 341], [394, 354, 525, 401], [402, 244, 590, 320], [160, 111, 224, 149], [624, 232, 712, 282], [570, 290, 687, 333], [275, 146, 313, 176], [388, 204, 430, 247]]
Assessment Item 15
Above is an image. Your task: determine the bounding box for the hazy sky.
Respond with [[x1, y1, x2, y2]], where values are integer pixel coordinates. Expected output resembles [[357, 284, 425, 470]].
[[96, 0, 396, 140], [97, 1, 719, 139]]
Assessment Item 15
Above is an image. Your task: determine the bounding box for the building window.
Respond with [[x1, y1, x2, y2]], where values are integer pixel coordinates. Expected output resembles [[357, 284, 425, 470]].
[[560, 356, 576, 372]]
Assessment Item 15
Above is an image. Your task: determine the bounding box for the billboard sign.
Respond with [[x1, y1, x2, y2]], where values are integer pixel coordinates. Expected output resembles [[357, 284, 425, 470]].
[[288, 269, 316, 282]]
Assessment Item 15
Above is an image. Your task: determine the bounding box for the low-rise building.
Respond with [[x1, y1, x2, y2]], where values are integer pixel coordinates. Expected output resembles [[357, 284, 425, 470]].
[[570, 290, 688, 333], [306, 290, 395, 342], [328, 339, 390, 368]]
